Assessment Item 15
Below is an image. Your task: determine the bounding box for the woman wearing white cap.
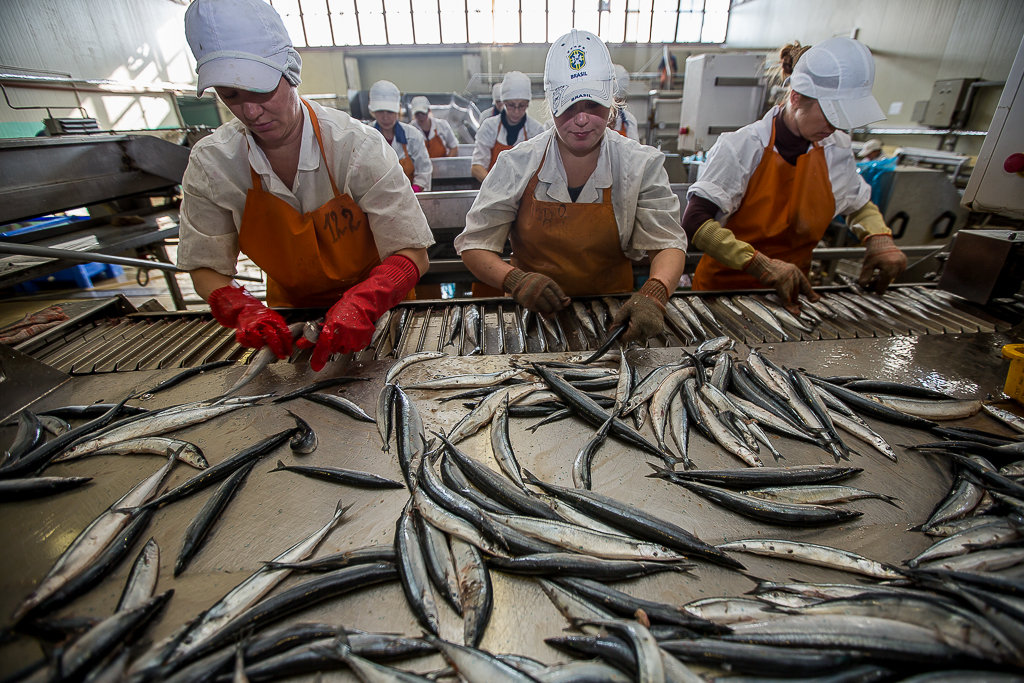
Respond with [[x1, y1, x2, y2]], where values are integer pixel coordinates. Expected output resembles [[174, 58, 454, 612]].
[[368, 81, 432, 192], [607, 65, 640, 141], [480, 83, 504, 119], [177, 0, 433, 372], [456, 31, 685, 343], [857, 139, 884, 161], [683, 38, 907, 311], [470, 71, 546, 183], [409, 96, 459, 158]]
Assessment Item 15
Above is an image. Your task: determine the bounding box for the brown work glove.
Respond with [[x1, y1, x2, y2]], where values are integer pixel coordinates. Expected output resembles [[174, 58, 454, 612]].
[[743, 251, 818, 315], [859, 234, 907, 294], [611, 278, 668, 344], [502, 268, 570, 315]]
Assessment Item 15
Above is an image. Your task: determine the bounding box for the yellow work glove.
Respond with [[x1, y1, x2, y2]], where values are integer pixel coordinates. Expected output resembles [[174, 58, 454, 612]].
[[692, 219, 756, 271], [846, 201, 889, 242]]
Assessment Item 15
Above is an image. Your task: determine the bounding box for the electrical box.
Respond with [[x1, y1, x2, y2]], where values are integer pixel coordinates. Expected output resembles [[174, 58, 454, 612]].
[[677, 53, 765, 155], [911, 100, 929, 124], [923, 78, 974, 128], [962, 36, 1024, 220]]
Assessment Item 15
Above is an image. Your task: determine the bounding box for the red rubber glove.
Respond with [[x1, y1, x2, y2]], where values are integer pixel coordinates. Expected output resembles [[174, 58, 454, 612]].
[[310, 254, 420, 372], [859, 234, 907, 294], [207, 285, 293, 359], [412, 184, 423, 193], [743, 251, 819, 315]]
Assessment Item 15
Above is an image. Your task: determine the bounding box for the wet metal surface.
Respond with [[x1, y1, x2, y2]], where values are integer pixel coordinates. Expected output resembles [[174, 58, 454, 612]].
[[2, 329, 1024, 676]]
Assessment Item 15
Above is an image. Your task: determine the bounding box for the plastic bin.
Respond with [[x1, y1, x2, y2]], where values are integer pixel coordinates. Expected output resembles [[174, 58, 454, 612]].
[[1002, 344, 1024, 403], [15, 262, 124, 293]]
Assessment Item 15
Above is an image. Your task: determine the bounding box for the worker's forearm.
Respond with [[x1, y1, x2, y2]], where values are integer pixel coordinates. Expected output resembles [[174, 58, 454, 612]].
[[191, 268, 235, 302], [471, 164, 489, 182], [461, 249, 512, 291], [394, 247, 430, 276], [447, 147, 460, 157], [647, 249, 686, 295]]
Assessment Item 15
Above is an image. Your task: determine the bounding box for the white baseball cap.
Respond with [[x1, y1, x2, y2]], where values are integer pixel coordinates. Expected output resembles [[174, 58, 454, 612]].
[[410, 96, 431, 115], [544, 30, 615, 117], [858, 139, 883, 157], [501, 72, 532, 102], [368, 80, 401, 113], [491, 82, 503, 103], [613, 64, 630, 99], [185, 0, 302, 97], [789, 36, 885, 130]]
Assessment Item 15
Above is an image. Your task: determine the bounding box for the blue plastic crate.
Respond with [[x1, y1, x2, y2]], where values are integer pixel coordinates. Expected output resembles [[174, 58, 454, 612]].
[[16, 262, 124, 293]]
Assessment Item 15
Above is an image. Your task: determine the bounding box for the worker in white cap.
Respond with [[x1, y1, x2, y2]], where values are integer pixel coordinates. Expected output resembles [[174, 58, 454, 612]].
[[607, 64, 640, 141], [480, 82, 504, 119], [456, 30, 685, 343], [683, 37, 907, 311], [409, 96, 459, 158], [857, 138, 884, 161], [367, 81, 432, 192], [177, 0, 433, 371], [471, 71, 546, 183]]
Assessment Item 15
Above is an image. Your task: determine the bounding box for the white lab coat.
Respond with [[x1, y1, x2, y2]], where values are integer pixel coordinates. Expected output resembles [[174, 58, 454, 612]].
[[376, 121, 432, 191], [456, 127, 685, 260], [178, 100, 434, 276], [410, 116, 459, 153], [471, 114, 548, 170]]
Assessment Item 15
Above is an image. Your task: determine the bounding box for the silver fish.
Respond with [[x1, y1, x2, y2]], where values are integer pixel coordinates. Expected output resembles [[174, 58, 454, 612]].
[[75, 437, 208, 469], [445, 306, 462, 350], [405, 367, 524, 391], [744, 484, 900, 507], [718, 539, 903, 579], [490, 395, 526, 490], [827, 409, 897, 461], [909, 521, 1019, 567], [573, 301, 598, 339], [672, 299, 708, 342], [226, 322, 303, 395], [868, 395, 982, 421], [984, 404, 1024, 434], [463, 304, 481, 355], [116, 538, 160, 612], [649, 368, 695, 456], [385, 351, 446, 385], [541, 314, 566, 352], [450, 537, 492, 647], [449, 383, 543, 444], [590, 300, 610, 336]]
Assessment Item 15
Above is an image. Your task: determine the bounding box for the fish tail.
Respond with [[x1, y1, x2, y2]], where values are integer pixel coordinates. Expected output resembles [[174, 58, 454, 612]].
[[270, 460, 288, 472], [644, 461, 671, 477], [880, 494, 904, 509]]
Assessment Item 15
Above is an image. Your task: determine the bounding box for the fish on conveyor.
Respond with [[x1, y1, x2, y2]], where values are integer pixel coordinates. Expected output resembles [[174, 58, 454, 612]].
[[142, 360, 236, 396], [490, 395, 526, 491], [141, 428, 295, 510], [271, 376, 370, 404], [270, 460, 404, 489], [539, 579, 618, 633], [908, 520, 1020, 567], [263, 545, 396, 572], [171, 499, 352, 661], [579, 619, 666, 683], [680, 597, 787, 625], [673, 298, 710, 342], [450, 536, 492, 647], [983, 404, 1024, 434], [667, 392, 692, 470], [530, 363, 673, 462], [69, 436, 207, 469], [302, 392, 376, 422], [573, 411, 617, 490], [573, 301, 598, 339], [579, 325, 627, 365], [316, 638, 436, 683], [828, 409, 898, 462], [385, 351, 447, 385], [175, 460, 256, 577], [718, 539, 903, 579], [665, 301, 699, 345], [684, 379, 763, 467], [417, 513, 462, 615], [809, 377, 938, 430], [448, 383, 543, 444], [671, 479, 862, 526], [647, 463, 861, 489], [11, 453, 175, 622], [757, 296, 815, 333], [489, 553, 692, 580], [404, 367, 525, 391], [427, 635, 540, 683], [556, 577, 723, 633], [660, 638, 862, 677], [395, 502, 441, 635], [744, 484, 901, 507], [0, 475, 93, 501], [36, 414, 70, 437], [839, 380, 954, 400], [38, 404, 150, 420], [463, 304, 482, 355], [3, 410, 43, 466], [621, 362, 691, 415], [394, 387, 428, 491], [286, 411, 317, 454], [375, 383, 397, 454], [226, 322, 304, 395], [57, 397, 263, 461], [649, 368, 695, 459], [733, 296, 789, 339], [866, 395, 982, 421], [524, 471, 741, 569], [414, 468, 512, 556], [918, 476, 984, 532], [590, 299, 610, 336], [444, 305, 463, 350], [116, 537, 159, 612]]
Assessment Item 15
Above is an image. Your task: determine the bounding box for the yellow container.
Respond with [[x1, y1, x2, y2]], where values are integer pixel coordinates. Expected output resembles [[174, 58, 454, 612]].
[[1003, 344, 1024, 403]]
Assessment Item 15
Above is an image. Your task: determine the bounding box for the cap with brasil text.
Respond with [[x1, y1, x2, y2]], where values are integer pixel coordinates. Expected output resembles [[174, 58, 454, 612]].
[[544, 30, 615, 118]]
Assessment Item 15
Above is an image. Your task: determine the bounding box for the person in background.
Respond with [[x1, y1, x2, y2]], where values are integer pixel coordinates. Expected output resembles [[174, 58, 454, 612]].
[[457, 30, 685, 343], [608, 64, 640, 141], [409, 96, 459, 158], [658, 53, 677, 90], [177, 0, 432, 371], [471, 71, 546, 183], [858, 138, 884, 161], [368, 80, 432, 192], [683, 37, 907, 313], [480, 82, 503, 119]]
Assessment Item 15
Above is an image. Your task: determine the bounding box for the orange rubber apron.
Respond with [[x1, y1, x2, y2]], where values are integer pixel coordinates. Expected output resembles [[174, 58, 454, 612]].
[[612, 111, 628, 137], [377, 122, 416, 183], [423, 127, 449, 158], [237, 100, 382, 308], [474, 152, 633, 298], [692, 115, 835, 291], [488, 120, 528, 169]]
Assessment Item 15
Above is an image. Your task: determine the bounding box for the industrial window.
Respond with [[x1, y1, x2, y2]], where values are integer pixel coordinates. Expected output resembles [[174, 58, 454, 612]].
[[266, 0, 729, 47]]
